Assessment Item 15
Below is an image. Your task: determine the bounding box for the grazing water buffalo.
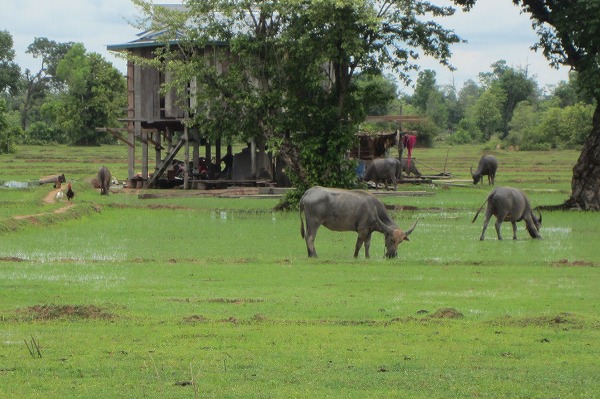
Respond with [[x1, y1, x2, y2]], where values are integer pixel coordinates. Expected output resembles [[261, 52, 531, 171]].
[[364, 158, 402, 190], [98, 166, 111, 195], [299, 186, 417, 258], [472, 186, 542, 240], [471, 155, 498, 185], [401, 158, 422, 177]]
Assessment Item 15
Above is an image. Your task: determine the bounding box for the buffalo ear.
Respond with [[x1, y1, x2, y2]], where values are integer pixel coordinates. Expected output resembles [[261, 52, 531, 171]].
[[404, 236, 410, 242], [392, 229, 404, 243]]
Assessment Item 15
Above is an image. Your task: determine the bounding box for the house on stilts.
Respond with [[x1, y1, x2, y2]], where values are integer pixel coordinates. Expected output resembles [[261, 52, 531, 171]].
[[105, 5, 277, 190]]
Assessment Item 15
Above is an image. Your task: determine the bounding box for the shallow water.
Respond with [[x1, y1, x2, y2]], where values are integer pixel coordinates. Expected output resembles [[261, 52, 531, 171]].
[[2, 181, 32, 188]]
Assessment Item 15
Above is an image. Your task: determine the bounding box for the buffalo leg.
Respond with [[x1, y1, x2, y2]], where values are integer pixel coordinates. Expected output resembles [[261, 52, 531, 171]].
[[511, 221, 518, 240], [480, 213, 492, 240], [354, 236, 365, 258], [494, 218, 504, 240], [363, 232, 373, 258], [304, 221, 320, 257]]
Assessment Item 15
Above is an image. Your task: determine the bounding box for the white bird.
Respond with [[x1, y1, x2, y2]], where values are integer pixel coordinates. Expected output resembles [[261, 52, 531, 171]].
[[55, 190, 64, 202]]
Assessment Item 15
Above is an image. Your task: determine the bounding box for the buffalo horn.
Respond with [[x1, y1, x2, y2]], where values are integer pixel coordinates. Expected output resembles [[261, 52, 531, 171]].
[[470, 165, 474, 177], [537, 209, 542, 224], [405, 219, 418, 236], [377, 220, 395, 235]]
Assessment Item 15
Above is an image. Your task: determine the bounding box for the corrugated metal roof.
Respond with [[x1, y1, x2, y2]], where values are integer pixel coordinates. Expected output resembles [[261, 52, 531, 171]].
[[107, 4, 229, 52]]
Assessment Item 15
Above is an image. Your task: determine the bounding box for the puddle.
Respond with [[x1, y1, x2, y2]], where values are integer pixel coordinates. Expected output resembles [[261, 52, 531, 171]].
[[211, 209, 277, 222], [2, 181, 32, 188]]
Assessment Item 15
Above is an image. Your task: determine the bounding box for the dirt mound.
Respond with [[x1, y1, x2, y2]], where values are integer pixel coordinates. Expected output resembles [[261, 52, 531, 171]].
[[429, 308, 464, 319], [16, 304, 116, 321]]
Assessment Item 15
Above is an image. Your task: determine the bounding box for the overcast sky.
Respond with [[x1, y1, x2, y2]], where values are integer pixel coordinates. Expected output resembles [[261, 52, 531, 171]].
[[4, 0, 569, 94]]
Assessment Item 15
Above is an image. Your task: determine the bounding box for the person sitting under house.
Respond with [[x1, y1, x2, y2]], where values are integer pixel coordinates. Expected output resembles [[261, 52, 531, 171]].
[[197, 157, 209, 180], [173, 160, 186, 178]]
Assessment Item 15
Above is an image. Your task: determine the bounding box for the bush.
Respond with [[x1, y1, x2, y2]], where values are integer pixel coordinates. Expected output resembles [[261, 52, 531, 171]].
[[26, 121, 65, 144]]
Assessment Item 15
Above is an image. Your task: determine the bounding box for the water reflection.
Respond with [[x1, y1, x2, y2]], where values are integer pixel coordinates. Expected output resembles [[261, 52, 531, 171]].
[[211, 209, 278, 222]]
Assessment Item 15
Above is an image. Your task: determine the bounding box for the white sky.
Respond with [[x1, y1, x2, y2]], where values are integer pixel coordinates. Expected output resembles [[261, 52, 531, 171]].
[[3, 0, 569, 95]]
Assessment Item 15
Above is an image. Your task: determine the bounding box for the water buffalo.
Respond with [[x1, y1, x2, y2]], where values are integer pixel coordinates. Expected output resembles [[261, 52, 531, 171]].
[[98, 166, 111, 195], [299, 186, 417, 258], [364, 157, 402, 190], [401, 158, 422, 177], [471, 155, 498, 185], [472, 186, 542, 240]]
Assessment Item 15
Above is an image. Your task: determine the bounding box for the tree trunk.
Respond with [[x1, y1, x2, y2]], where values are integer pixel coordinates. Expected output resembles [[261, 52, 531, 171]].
[[566, 102, 600, 210]]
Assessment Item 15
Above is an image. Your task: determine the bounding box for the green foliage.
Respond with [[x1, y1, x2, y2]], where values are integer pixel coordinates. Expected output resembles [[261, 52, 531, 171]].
[[0, 98, 19, 153], [452, 84, 506, 144], [513, 1, 600, 101], [411, 69, 450, 130], [506, 101, 538, 147], [549, 72, 595, 108], [17, 38, 74, 131], [25, 120, 65, 144], [509, 101, 594, 150], [491, 61, 538, 138], [353, 73, 398, 116], [412, 70, 438, 113], [48, 44, 126, 145], [0, 30, 21, 96], [449, 117, 481, 144]]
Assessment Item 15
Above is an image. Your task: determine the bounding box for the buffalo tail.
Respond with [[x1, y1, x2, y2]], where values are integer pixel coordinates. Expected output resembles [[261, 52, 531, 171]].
[[471, 198, 489, 223], [300, 207, 306, 239]]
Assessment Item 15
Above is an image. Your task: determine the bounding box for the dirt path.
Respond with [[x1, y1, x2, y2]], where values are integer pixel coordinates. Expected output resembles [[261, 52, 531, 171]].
[[12, 188, 74, 220]]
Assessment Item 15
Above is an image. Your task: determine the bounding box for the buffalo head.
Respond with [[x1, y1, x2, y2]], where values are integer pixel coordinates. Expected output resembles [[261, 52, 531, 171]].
[[526, 209, 543, 238], [470, 166, 481, 185], [382, 220, 418, 258]]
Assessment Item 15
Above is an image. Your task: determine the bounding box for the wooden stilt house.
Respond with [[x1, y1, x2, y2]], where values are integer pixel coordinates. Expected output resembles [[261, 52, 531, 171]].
[[106, 9, 274, 189]]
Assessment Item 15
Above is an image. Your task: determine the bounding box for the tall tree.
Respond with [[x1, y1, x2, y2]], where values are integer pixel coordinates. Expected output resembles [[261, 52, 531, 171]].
[[0, 30, 21, 96], [50, 43, 126, 145], [412, 69, 438, 113], [478, 60, 538, 138], [20, 38, 73, 130], [513, 0, 600, 210]]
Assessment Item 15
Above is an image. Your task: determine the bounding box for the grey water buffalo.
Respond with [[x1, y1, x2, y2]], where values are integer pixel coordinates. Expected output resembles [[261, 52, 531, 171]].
[[97, 166, 111, 195], [299, 186, 417, 258], [401, 158, 422, 177], [364, 157, 402, 190], [472, 186, 542, 240], [471, 155, 498, 185]]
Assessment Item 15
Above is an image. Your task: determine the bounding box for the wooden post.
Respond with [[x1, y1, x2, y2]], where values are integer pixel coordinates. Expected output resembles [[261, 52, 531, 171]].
[[127, 60, 136, 181], [204, 139, 211, 170], [215, 137, 222, 170], [154, 130, 161, 174], [166, 127, 173, 154], [184, 124, 189, 189], [141, 129, 148, 184], [250, 139, 257, 178], [192, 127, 199, 174], [397, 130, 404, 182]]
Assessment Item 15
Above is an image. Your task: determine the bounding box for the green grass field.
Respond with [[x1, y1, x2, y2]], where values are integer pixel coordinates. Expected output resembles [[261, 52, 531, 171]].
[[1, 144, 599, 398]]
